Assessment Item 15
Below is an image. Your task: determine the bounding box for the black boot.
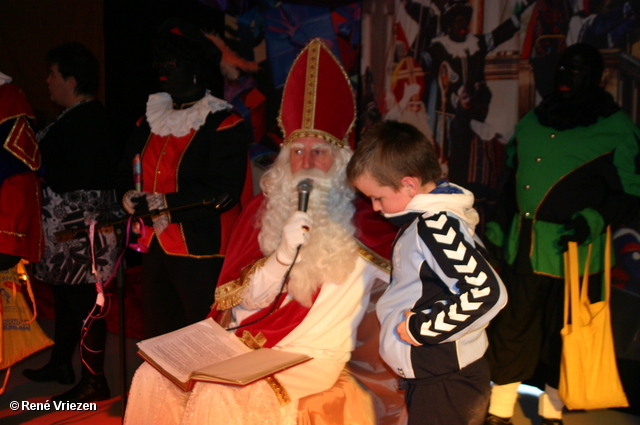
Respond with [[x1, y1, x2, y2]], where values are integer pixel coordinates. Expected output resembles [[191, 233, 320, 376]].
[[51, 373, 110, 403], [23, 363, 75, 385]]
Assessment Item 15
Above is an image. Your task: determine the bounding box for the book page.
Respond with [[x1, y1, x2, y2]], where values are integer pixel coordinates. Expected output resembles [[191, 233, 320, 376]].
[[194, 348, 311, 385], [137, 318, 250, 382]]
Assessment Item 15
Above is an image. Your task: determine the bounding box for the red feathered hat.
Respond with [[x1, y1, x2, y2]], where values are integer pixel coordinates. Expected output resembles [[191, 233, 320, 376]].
[[278, 38, 356, 148]]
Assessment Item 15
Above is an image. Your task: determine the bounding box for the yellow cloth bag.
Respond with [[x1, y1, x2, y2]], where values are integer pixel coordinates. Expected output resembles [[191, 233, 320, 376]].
[[558, 228, 629, 410], [0, 263, 53, 394]]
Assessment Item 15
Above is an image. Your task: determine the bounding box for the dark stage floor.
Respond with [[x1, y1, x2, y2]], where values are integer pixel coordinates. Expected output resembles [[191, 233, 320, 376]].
[[2, 318, 639, 425]]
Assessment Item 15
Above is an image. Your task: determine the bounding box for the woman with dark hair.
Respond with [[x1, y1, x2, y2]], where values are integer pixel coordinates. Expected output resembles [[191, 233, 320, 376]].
[[23, 42, 122, 404], [119, 18, 250, 339]]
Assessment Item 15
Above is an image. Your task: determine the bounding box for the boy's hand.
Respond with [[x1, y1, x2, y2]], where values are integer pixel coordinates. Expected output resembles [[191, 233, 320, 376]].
[[396, 310, 421, 346]]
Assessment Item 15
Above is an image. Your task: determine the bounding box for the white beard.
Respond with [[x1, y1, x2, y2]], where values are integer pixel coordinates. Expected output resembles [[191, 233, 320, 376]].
[[257, 146, 359, 306]]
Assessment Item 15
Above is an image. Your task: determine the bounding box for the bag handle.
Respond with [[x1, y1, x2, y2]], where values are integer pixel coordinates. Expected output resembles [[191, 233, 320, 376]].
[[15, 260, 39, 324], [564, 242, 580, 328], [563, 226, 612, 328], [583, 226, 612, 304], [604, 226, 611, 302], [563, 245, 571, 327], [578, 244, 592, 314], [565, 241, 591, 328]]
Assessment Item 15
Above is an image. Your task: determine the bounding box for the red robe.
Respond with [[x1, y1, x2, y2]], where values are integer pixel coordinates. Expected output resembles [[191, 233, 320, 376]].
[[0, 83, 42, 263], [210, 192, 397, 347]]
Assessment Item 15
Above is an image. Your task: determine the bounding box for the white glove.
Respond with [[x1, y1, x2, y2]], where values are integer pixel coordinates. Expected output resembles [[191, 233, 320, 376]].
[[275, 211, 313, 265], [145, 193, 169, 235], [146, 193, 166, 212], [152, 214, 169, 235], [122, 190, 148, 214]]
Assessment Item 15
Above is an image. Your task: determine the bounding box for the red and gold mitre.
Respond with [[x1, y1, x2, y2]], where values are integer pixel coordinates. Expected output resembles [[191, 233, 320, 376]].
[[278, 38, 356, 148]]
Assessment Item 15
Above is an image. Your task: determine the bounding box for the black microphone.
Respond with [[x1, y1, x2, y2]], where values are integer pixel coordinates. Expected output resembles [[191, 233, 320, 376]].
[[297, 178, 314, 212]]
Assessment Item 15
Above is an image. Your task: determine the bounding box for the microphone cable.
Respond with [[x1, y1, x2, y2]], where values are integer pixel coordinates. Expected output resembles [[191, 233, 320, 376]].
[[225, 179, 312, 332], [225, 246, 301, 332]]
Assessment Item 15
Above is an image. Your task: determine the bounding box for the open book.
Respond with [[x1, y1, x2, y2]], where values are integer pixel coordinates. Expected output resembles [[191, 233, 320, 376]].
[[137, 318, 312, 391]]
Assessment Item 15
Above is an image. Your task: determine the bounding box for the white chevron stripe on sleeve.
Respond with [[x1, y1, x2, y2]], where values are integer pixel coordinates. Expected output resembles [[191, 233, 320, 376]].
[[448, 303, 470, 321], [471, 287, 491, 298], [460, 292, 482, 311], [443, 242, 466, 261], [454, 256, 477, 274], [434, 310, 456, 331], [433, 227, 456, 245], [465, 272, 487, 286], [425, 214, 447, 230], [420, 321, 442, 337]]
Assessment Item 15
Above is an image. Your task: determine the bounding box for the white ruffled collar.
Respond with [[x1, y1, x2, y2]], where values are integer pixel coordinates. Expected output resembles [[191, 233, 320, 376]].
[[471, 119, 496, 141], [0, 72, 12, 85], [146, 91, 232, 137]]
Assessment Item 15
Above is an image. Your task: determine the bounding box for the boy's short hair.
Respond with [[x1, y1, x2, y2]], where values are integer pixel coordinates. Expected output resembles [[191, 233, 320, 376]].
[[347, 120, 441, 190], [46, 42, 99, 96]]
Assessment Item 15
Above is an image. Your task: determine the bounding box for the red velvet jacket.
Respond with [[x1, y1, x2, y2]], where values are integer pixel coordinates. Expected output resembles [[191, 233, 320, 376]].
[[0, 83, 42, 263], [120, 108, 250, 257]]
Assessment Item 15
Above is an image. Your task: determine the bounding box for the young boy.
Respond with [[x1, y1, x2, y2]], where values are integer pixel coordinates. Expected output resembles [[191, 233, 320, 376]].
[[347, 120, 507, 425]]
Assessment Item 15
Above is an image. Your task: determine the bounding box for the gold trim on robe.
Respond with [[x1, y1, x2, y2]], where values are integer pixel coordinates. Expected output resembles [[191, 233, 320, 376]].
[[213, 256, 269, 311], [356, 242, 391, 274], [239, 329, 292, 405]]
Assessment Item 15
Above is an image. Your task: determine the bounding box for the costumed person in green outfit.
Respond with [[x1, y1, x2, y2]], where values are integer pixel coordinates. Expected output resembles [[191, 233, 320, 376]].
[[483, 43, 640, 425]]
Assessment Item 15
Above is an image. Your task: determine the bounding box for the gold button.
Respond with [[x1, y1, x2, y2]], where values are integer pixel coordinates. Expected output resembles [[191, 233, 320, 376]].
[[536, 157, 542, 162], [525, 185, 531, 190], [550, 133, 556, 139]]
